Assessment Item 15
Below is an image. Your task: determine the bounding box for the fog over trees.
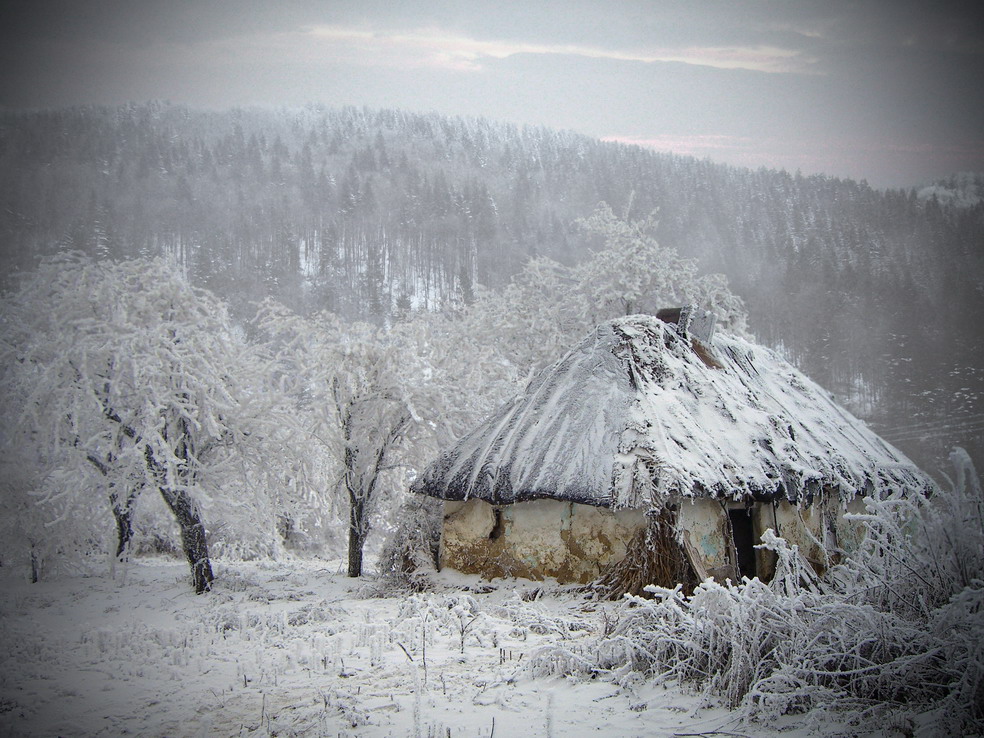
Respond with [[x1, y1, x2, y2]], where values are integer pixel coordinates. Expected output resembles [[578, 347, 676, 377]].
[[2, 102, 979, 475]]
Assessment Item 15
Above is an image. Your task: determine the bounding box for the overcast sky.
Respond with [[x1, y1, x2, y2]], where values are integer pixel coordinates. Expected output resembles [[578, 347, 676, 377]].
[[2, 1, 982, 187]]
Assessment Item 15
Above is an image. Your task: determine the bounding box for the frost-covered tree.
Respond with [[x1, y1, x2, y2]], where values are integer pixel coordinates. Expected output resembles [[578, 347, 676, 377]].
[[574, 203, 747, 333], [405, 309, 520, 446], [0, 254, 281, 593], [257, 304, 433, 577], [463, 204, 747, 380], [461, 257, 583, 383], [575, 205, 697, 318], [0, 438, 62, 582]]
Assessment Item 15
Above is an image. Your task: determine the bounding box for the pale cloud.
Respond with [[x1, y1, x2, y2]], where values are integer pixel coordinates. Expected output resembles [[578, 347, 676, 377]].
[[2, 2, 979, 186], [303, 25, 818, 74]]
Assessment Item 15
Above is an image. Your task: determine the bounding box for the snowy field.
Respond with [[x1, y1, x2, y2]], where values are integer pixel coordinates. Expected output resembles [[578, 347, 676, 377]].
[[0, 557, 835, 738]]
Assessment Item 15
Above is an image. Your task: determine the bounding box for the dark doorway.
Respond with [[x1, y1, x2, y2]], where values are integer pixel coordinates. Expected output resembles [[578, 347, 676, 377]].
[[489, 508, 504, 540], [729, 509, 758, 580]]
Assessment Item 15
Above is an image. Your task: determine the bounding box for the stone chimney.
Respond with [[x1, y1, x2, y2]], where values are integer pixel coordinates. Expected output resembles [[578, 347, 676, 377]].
[[655, 305, 716, 344]]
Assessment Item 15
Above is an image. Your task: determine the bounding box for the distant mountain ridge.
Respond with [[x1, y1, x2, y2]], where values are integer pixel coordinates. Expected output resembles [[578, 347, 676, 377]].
[[1, 102, 981, 471]]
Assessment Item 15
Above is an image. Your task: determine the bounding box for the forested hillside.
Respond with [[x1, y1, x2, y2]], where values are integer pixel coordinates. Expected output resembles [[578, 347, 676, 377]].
[[1, 102, 981, 472]]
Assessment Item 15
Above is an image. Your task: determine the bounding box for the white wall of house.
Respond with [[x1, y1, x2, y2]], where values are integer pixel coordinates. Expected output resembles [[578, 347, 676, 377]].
[[438, 493, 869, 587]]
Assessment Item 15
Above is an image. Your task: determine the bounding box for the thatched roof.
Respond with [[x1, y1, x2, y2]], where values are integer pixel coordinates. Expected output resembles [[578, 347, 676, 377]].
[[413, 314, 935, 509]]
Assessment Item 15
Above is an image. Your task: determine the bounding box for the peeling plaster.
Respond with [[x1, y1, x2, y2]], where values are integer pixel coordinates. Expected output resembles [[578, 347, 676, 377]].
[[678, 498, 736, 581], [440, 498, 645, 584]]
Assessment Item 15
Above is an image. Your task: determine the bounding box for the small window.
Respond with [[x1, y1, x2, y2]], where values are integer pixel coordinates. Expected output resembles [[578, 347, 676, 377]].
[[729, 509, 758, 580]]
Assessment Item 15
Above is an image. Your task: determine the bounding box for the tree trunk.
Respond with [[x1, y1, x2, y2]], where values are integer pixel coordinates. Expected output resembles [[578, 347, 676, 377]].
[[30, 543, 42, 584], [143, 424, 213, 594], [111, 488, 137, 562], [85, 452, 136, 563], [347, 496, 365, 578], [342, 417, 365, 578], [158, 487, 214, 594], [113, 504, 133, 560]]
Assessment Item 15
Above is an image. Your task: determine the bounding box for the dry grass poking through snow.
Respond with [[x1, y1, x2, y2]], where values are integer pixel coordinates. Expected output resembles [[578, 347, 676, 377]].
[[0, 557, 823, 738], [4, 453, 978, 737]]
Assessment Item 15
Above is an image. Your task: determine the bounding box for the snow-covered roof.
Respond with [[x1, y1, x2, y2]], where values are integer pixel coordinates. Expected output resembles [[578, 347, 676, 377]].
[[414, 314, 935, 509]]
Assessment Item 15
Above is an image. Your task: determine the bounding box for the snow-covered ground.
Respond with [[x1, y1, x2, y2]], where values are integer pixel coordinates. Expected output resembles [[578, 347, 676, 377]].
[[0, 557, 829, 737]]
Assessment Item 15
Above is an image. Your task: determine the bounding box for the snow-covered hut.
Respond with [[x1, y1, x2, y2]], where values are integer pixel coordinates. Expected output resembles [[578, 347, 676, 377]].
[[413, 311, 935, 591]]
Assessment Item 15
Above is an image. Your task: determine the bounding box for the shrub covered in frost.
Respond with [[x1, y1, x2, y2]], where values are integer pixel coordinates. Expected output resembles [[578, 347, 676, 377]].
[[375, 494, 443, 592], [579, 448, 984, 734]]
